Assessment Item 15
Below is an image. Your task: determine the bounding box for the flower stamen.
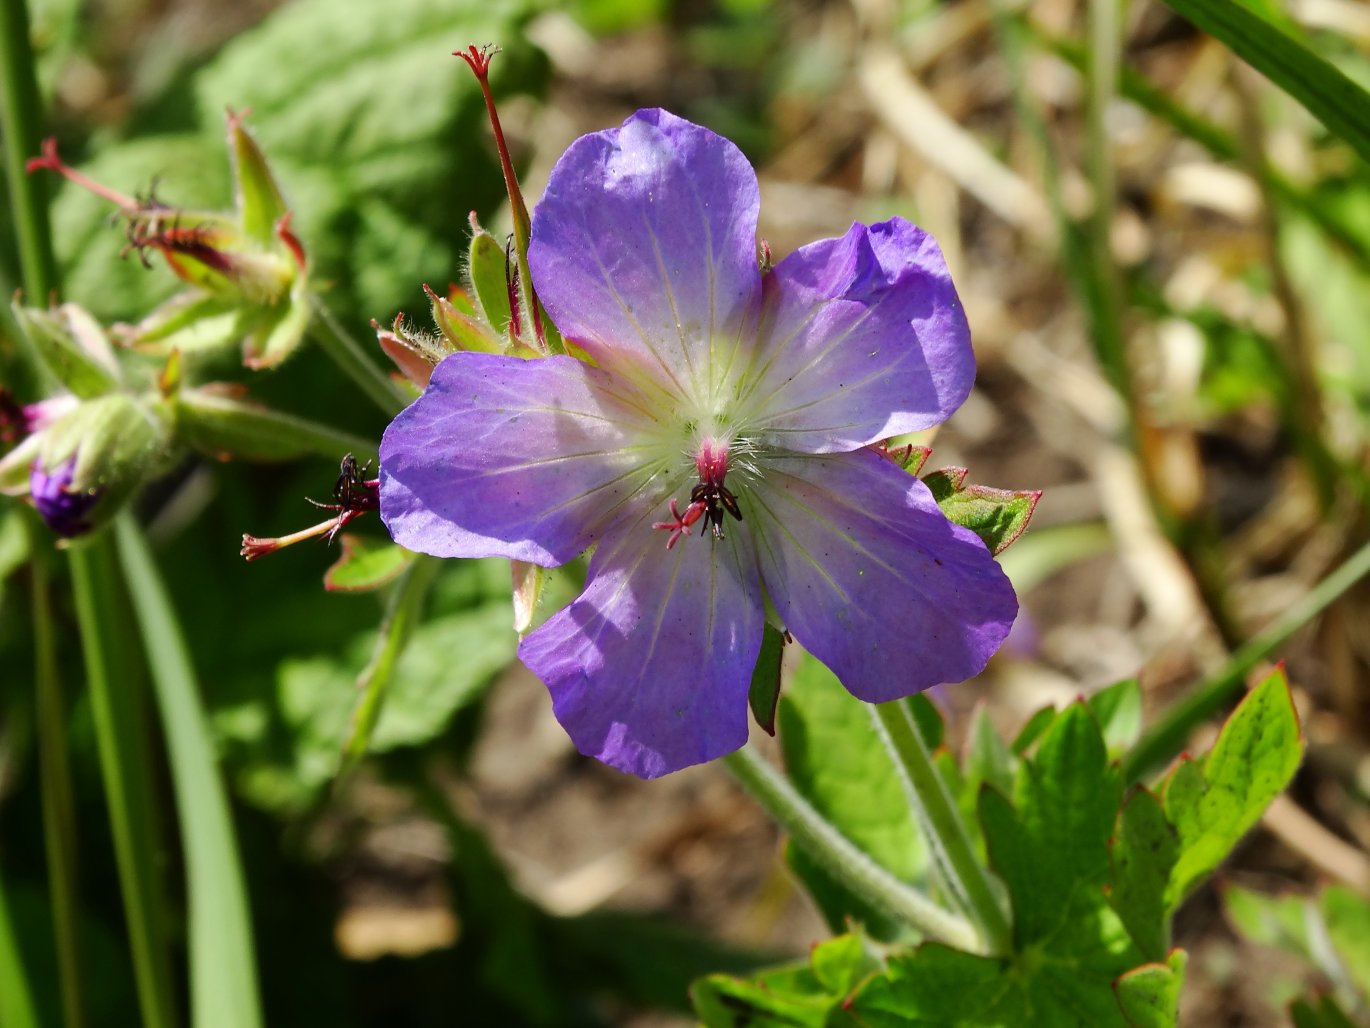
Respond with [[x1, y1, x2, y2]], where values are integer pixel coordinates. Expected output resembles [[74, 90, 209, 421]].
[[652, 439, 744, 549]]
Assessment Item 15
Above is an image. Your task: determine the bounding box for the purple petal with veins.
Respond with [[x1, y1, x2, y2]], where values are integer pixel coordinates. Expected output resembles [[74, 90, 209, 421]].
[[379, 109, 1019, 777]]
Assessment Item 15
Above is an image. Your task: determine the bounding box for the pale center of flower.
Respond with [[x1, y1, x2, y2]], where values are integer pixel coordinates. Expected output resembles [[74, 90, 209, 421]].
[[650, 436, 744, 550]]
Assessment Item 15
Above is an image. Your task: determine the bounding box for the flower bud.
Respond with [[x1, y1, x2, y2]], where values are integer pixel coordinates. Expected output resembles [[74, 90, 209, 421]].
[[1, 394, 175, 538], [12, 302, 121, 398]]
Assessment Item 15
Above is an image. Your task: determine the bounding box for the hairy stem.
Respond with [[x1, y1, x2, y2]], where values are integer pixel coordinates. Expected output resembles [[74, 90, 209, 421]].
[[723, 746, 981, 952]]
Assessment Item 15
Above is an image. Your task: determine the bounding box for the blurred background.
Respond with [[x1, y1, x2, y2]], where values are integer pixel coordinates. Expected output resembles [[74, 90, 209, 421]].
[[3, 0, 1370, 1023]]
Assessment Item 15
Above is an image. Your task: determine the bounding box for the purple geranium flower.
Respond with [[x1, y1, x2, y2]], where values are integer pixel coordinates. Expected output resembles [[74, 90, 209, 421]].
[[380, 109, 1017, 778]]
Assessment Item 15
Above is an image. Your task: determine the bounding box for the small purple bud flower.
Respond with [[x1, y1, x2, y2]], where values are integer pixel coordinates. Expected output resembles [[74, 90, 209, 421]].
[[379, 110, 1019, 778], [30, 456, 100, 538]]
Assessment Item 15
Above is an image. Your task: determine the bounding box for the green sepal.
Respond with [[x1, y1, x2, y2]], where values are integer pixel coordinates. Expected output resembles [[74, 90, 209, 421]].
[[170, 387, 374, 463], [467, 224, 513, 338], [1113, 949, 1186, 1028], [227, 110, 289, 246], [746, 624, 786, 735], [922, 466, 1041, 555], [428, 283, 503, 354], [13, 302, 121, 398], [242, 277, 311, 369]]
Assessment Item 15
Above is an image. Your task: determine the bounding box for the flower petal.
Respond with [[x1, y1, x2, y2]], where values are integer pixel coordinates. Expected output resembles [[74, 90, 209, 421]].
[[529, 109, 762, 402], [518, 512, 764, 778], [379, 353, 659, 565], [740, 218, 974, 452], [750, 449, 1016, 701]]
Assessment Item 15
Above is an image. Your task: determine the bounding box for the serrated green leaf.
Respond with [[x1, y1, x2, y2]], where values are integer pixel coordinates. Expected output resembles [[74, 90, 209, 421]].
[[747, 624, 785, 736], [848, 944, 1020, 1026], [691, 962, 835, 1028], [1157, 0, 1370, 165], [1089, 680, 1143, 755], [981, 703, 1121, 947], [809, 933, 874, 997], [1162, 668, 1304, 909], [1322, 886, 1370, 999], [1109, 786, 1179, 962], [323, 536, 414, 593], [1113, 949, 1186, 1028]]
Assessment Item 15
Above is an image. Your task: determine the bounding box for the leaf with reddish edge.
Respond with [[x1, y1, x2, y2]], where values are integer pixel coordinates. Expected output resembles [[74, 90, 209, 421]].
[[1113, 949, 1186, 1028], [922, 466, 1042, 556], [323, 535, 414, 593]]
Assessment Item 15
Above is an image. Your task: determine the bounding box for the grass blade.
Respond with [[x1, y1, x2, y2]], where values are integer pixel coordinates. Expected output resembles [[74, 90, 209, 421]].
[[0, 869, 40, 1028], [114, 517, 263, 1028], [69, 537, 179, 1028], [1159, 0, 1370, 164]]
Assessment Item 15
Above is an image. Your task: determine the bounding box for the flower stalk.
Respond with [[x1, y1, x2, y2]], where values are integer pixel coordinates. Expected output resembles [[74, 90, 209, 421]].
[[723, 747, 982, 952], [871, 700, 1013, 956]]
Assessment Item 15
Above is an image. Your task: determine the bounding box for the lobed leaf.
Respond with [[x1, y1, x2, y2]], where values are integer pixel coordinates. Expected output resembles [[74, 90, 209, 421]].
[[1162, 668, 1304, 909]]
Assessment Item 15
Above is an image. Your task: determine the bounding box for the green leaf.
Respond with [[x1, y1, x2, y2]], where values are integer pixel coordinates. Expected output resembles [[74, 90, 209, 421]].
[[747, 624, 786, 735], [1223, 883, 1311, 955], [964, 704, 1014, 800], [848, 944, 1022, 1026], [323, 536, 415, 593], [1011, 705, 1057, 755], [1322, 886, 1370, 999], [1113, 949, 1186, 1028], [114, 518, 263, 1028], [1290, 994, 1359, 1028], [1162, 668, 1304, 909], [691, 963, 838, 1028], [0, 872, 41, 1028], [1157, 0, 1370, 165], [1089, 680, 1143, 756], [921, 467, 1041, 555], [809, 932, 874, 997], [1109, 786, 1179, 961], [777, 654, 925, 939]]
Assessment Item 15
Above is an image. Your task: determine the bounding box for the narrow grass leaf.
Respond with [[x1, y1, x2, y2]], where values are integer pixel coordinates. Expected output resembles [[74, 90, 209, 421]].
[[115, 517, 263, 1028], [1158, 0, 1370, 164]]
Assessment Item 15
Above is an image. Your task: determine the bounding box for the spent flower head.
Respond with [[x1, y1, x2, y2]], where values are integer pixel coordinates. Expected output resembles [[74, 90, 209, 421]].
[[27, 110, 310, 369], [380, 110, 1018, 778]]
